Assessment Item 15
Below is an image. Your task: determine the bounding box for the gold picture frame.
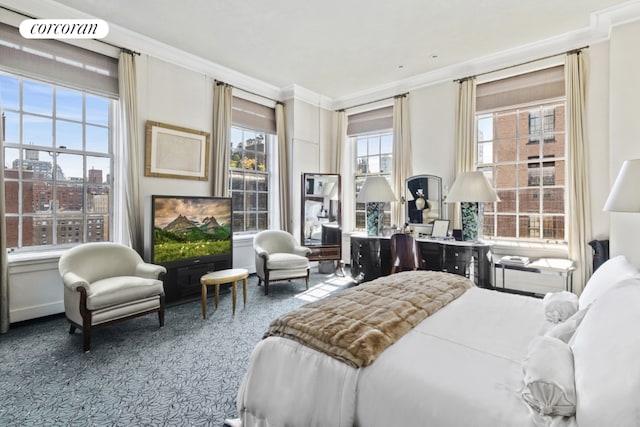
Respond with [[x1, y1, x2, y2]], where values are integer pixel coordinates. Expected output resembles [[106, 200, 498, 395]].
[[145, 121, 210, 181]]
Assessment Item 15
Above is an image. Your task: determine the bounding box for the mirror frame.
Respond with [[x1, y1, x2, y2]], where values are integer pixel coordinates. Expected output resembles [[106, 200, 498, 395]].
[[405, 174, 443, 225], [301, 173, 341, 251]]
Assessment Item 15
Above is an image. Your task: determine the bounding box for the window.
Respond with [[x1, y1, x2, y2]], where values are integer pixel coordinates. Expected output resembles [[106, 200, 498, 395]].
[[229, 126, 271, 233], [354, 132, 393, 230], [2, 74, 114, 250], [347, 105, 394, 231], [476, 100, 566, 241]]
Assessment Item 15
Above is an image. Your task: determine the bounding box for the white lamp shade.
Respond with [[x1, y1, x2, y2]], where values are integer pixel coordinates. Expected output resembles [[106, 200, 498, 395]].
[[445, 171, 500, 203], [604, 159, 640, 212], [357, 176, 396, 203]]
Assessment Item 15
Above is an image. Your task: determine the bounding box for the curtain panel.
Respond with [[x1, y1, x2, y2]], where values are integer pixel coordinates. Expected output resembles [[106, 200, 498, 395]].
[[0, 97, 8, 333], [453, 78, 477, 229], [566, 50, 592, 294], [118, 52, 143, 253], [212, 83, 232, 197], [276, 103, 290, 232], [392, 96, 413, 226]]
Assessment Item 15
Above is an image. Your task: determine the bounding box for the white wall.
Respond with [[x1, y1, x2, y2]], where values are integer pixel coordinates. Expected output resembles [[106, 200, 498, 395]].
[[608, 19, 640, 266]]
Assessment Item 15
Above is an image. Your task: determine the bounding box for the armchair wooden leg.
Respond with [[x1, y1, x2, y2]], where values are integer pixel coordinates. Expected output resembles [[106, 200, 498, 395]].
[[305, 269, 310, 290], [264, 270, 270, 295], [82, 323, 91, 352], [69, 325, 76, 334], [158, 294, 165, 327]]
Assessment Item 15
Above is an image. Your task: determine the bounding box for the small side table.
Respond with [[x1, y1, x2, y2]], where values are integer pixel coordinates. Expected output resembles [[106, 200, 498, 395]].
[[494, 257, 575, 293], [200, 268, 249, 318]]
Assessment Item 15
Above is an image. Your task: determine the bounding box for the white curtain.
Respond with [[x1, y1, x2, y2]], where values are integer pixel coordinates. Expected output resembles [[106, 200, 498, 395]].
[[392, 95, 413, 227], [453, 78, 477, 228], [566, 50, 592, 294], [212, 83, 232, 197], [118, 52, 143, 253], [276, 103, 290, 232], [0, 98, 8, 333], [335, 111, 347, 176]]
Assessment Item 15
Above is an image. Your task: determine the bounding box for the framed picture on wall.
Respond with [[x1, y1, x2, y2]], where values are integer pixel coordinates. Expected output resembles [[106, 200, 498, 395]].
[[145, 121, 210, 181]]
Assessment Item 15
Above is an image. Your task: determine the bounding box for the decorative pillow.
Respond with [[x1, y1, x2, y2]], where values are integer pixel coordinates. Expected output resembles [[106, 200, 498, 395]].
[[578, 255, 640, 309], [571, 279, 640, 427], [521, 336, 576, 417], [544, 307, 589, 343], [543, 291, 578, 323]]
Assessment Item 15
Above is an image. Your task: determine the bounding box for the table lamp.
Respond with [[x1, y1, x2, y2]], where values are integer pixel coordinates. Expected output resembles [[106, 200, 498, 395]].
[[357, 176, 396, 236], [603, 159, 640, 212], [445, 171, 500, 241]]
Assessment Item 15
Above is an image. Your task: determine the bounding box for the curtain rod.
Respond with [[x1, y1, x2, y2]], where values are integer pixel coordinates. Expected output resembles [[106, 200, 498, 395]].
[[336, 92, 408, 112], [1, 5, 140, 56], [216, 79, 282, 105], [454, 46, 588, 83]]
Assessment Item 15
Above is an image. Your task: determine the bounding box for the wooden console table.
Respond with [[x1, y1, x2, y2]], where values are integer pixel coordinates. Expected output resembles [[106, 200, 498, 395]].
[[350, 233, 492, 288]]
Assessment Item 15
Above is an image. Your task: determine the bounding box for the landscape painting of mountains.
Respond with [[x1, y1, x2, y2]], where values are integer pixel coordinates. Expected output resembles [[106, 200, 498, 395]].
[[152, 196, 232, 264]]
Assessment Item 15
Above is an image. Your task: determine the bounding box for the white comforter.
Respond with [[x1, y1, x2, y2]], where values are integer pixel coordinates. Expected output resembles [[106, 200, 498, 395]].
[[237, 287, 577, 427]]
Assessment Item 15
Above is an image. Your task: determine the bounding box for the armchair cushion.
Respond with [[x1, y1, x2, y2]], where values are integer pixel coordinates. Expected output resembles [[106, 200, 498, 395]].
[[86, 276, 165, 310], [266, 253, 310, 271]]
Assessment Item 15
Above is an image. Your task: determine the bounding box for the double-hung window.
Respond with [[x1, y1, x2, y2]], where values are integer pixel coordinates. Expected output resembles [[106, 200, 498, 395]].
[[347, 106, 394, 231], [229, 97, 275, 234], [0, 22, 118, 251], [476, 66, 566, 242]]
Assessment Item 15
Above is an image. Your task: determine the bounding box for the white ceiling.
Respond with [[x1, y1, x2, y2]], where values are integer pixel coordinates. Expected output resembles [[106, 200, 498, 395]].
[[4, 0, 638, 101]]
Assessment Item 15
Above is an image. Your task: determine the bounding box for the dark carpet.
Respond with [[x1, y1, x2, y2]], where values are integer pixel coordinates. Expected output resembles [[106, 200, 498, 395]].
[[0, 270, 355, 426]]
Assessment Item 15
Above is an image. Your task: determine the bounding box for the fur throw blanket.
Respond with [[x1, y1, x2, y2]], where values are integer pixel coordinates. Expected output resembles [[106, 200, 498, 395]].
[[264, 270, 473, 368]]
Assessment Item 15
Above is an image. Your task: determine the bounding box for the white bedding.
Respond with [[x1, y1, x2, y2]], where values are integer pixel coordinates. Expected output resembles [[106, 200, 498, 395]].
[[237, 287, 576, 427]]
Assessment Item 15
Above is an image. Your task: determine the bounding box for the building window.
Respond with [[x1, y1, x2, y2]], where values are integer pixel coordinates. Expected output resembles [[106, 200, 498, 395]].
[[229, 126, 270, 233], [2, 73, 113, 250], [354, 132, 393, 230], [476, 100, 566, 242]]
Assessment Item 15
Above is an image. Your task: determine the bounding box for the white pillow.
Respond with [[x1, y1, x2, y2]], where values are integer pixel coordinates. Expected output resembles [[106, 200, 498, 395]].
[[578, 255, 640, 309], [571, 279, 640, 427], [521, 335, 576, 417], [543, 291, 578, 323], [544, 307, 589, 343]]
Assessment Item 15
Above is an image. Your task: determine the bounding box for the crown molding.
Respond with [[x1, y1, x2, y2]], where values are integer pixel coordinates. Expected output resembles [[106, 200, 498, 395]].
[[4, 0, 640, 111], [281, 84, 333, 110], [1, 0, 283, 102], [332, 0, 640, 110]]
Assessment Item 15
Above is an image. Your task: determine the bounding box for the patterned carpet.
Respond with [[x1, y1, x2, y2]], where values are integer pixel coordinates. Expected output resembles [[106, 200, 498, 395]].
[[0, 270, 355, 426]]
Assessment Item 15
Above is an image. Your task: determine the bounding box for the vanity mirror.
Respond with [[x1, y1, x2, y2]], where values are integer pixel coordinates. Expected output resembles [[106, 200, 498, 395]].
[[405, 174, 443, 227], [301, 173, 342, 264]]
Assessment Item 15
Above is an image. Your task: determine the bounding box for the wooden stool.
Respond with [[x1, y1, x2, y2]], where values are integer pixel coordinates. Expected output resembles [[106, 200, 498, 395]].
[[200, 268, 249, 318]]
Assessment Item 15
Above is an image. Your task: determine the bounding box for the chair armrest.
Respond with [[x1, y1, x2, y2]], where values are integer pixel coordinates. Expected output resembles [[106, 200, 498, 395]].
[[135, 262, 167, 279], [294, 245, 312, 257], [61, 271, 90, 292], [254, 244, 269, 259]]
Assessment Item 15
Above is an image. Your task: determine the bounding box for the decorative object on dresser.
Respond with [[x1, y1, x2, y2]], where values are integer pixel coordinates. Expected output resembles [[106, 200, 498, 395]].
[[58, 242, 167, 352], [404, 175, 443, 236], [254, 230, 311, 295], [356, 175, 396, 236], [445, 171, 500, 241], [301, 173, 343, 271]]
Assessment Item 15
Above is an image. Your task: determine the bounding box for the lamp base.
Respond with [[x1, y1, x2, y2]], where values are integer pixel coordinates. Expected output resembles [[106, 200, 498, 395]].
[[365, 202, 384, 236], [460, 202, 484, 241]]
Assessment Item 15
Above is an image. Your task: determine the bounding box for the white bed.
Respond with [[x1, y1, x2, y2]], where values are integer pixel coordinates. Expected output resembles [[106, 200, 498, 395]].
[[235, 256, 640, 427]]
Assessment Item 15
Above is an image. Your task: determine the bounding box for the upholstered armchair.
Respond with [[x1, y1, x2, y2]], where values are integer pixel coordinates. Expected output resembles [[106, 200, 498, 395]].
[[58, 242, 167, 352], [253, 230, 311, 295]]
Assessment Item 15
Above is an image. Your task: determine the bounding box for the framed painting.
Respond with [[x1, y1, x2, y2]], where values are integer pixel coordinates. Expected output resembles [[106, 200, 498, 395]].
[[145, 121, 210, 181]]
